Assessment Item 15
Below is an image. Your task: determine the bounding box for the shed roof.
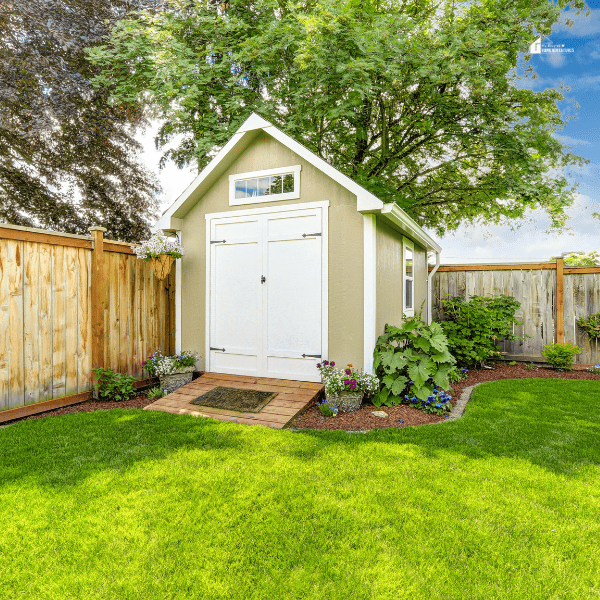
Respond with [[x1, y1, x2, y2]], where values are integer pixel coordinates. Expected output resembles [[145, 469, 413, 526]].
[[155, 113, 441, 253]]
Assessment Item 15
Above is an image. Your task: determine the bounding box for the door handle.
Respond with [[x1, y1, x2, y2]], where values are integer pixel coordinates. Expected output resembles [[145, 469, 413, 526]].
[[302, 354, 322, 358], [261, 275, 266, 284], [210, 347, 226, 352]]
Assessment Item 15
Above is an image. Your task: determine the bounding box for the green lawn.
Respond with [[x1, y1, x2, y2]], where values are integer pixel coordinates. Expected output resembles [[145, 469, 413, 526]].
[[1, 379, 600, 599]]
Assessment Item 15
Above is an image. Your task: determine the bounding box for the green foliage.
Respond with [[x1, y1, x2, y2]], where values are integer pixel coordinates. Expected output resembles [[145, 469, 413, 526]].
[[552, 251, 600, 266], [542, 342, 581, 371], [0, 0, 161, 241], [146, 387, 165, 400], [372, 316, 456, 406], [318, 399, 338, 417], [92, 367, 136, 402], [439, 295, 524, 367], [87, 0, 587, 234], [577, 312, 600, 340]]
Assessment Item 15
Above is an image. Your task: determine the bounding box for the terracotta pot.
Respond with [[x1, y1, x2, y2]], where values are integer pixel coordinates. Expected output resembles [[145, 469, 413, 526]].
[[150, 254, 175, 280]]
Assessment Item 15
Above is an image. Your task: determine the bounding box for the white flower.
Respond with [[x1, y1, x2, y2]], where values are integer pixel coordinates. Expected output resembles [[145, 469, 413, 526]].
[[132, 234, 185, 260]]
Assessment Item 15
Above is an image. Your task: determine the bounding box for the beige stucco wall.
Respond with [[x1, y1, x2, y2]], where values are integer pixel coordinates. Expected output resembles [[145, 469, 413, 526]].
[[179, 131, 365, 370], [375, 221, 429, 337]]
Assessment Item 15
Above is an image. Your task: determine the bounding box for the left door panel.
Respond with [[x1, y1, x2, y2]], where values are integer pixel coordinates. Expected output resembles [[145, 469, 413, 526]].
[[210, 216, 262, 376]]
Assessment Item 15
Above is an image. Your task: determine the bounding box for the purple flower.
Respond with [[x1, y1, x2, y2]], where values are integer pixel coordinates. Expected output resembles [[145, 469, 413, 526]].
[[317, 363, 322, 368], [344, 379, 350, 385], [330, 361, 335, 366], [345, 368, 351, 375], [142, 361, 147, 366], [323, 360, 329, 366], [350, 379, 357, 390]]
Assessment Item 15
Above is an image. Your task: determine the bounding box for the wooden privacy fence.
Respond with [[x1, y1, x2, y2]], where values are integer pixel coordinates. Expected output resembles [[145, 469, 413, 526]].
[[0, 223, 175, 420], [432, 259, 600, 364]]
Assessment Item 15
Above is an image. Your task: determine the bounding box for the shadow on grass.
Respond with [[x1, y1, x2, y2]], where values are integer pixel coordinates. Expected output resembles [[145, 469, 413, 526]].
[[0, 409, 246, 488], [1, 379, 599, 487]]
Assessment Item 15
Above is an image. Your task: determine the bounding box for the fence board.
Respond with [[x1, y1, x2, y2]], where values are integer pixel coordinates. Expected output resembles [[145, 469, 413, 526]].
[[0, 226, 175, 411], [23, 242, 40, 405]]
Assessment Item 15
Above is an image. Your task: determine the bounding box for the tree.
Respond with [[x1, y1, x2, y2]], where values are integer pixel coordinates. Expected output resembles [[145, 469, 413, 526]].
[[88, 0, 588, 235], [0, 0, 163, 242], [552, 251, 600, 266]]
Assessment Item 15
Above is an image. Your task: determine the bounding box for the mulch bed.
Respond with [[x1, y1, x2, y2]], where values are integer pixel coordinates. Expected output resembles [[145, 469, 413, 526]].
[[289, 362, 600, 432], [4, 362, 600, 430]]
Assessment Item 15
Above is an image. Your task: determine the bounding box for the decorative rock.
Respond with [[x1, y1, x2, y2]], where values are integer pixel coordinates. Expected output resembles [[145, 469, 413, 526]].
[[372, 410, 388, 418]]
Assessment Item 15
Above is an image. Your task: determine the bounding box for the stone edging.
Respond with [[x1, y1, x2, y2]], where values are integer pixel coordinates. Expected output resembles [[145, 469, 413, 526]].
[[433, 382, 484, 424]]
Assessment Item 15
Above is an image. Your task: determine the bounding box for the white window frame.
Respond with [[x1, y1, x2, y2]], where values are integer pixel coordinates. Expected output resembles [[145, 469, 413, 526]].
[[403, 237, 415, 317], [229, 165, 301, 206]]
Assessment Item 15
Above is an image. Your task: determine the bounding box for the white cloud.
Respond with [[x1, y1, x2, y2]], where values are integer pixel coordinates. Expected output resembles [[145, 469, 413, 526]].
[[430, 193, 600, 263], [541, 52, 569, 68], [554, 8, 600, 37], [553, 133, 593, 147]]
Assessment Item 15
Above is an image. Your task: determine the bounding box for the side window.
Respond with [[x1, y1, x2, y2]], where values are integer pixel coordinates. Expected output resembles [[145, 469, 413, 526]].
[[403, 240, 414, 316]]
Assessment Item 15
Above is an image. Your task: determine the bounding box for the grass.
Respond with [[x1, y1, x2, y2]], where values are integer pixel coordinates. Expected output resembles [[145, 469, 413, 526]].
[[1, 378, 600, 599]]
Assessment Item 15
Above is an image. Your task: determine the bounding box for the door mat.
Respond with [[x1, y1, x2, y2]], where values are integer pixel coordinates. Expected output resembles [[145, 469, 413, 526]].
[[190, 386, 278, 413]]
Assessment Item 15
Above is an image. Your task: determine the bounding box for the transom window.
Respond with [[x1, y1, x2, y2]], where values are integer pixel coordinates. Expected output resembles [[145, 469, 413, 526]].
[[229, 165, 301, 206], [235, 173, 294, 199]]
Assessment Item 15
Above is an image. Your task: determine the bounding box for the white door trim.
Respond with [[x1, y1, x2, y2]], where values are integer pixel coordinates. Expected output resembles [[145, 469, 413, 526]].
[[205, 201, 329, 379], [205, 200, 329, 221]]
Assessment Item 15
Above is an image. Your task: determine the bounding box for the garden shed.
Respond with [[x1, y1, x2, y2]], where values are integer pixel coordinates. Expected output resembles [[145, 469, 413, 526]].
[[155, 113, 442, 382]]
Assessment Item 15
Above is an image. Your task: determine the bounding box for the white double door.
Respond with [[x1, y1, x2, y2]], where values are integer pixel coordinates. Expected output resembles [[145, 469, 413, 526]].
[[208, 206, 324, 382]]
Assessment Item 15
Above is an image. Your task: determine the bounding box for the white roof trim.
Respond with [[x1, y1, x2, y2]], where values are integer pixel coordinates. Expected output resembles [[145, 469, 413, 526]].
[[155, 112, 441, 254]]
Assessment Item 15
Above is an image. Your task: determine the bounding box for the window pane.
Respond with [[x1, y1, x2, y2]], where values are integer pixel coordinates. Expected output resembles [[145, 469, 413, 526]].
[[258, 177, 270, 196], [246, 178, 258, 197], [283, 173, 294, 193], [270, 175, 283, 195], [405, 248, 413, 278], [235, 180, 247, 199], [405, 279, 413, 309]]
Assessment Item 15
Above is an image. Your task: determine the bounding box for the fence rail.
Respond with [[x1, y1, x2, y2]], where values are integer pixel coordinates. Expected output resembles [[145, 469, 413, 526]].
[[0, 224, 174, 418], [432, 260, 600, 364]]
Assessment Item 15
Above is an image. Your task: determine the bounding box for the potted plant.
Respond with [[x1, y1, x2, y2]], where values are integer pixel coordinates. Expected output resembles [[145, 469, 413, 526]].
[[132, 233, 184, 280], [143, 350, 199, 394], [317, 361, 380, 413]]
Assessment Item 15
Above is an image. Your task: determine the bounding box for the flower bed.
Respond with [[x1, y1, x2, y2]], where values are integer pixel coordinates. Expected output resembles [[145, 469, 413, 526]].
[[290, 362, 600, 431]]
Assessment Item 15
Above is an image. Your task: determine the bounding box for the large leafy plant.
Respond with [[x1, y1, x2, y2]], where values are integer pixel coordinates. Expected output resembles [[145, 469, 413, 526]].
[[439, 295, 523, 367], [373, 317, 456, 406]]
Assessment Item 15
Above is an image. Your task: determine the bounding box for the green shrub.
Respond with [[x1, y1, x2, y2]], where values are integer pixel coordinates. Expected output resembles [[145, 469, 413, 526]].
[[146, 387, 165, 400], [372, 315, 456, 407], [439, 295, 524, 367], [92, 368, 136, 402], [578, 312, 600, 340], [542, 342, 581, 371]]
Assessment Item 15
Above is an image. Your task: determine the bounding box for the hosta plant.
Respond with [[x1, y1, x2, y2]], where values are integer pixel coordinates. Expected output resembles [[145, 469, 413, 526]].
[[372, 316, 456, 407]]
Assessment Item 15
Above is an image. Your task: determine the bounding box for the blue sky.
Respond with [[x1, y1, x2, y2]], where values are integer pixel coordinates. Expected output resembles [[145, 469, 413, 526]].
[[139, 6, 600, 263]]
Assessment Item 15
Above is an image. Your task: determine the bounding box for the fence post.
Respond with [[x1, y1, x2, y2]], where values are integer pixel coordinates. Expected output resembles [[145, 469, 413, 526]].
[[90, 227, 107, 371], [556, 257, 564, 343]]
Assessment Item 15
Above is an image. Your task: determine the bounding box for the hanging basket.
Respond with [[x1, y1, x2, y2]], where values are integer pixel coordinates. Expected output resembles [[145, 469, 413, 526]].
[[150, 254, 175, 280]]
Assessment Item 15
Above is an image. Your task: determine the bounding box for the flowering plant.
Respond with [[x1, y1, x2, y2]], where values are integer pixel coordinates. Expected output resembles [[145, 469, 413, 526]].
[[404, 382, 453, 416], [143, 351, 198, 376], [586, 364, 600, 374], [316, 361, 380, 397], [132, 234, 184, 260], [318, 398, 339, 417]]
